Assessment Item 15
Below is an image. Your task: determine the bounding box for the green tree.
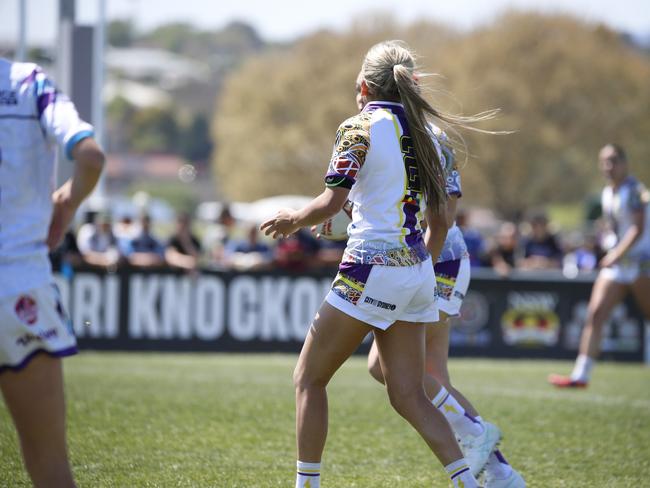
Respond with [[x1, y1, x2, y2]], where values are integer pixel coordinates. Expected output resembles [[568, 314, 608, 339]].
[[212, 12, 650, 217], [105, 96, 137, 152], [141, 22, 199, 53], [435, 13, 650, 218], [181, 114, 213, 162], [108, 19, 135, 47], [130, 107, 180, 153], [212, 18, 453, 201]]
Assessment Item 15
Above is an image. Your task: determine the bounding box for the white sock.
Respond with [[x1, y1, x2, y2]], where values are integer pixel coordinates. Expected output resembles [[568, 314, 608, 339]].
[[445, 458, 479, 488], [570, 354, 594, 382], [431, 386, 484, 437], [296, 461, 320, 488], [484, 449, 513, 480]]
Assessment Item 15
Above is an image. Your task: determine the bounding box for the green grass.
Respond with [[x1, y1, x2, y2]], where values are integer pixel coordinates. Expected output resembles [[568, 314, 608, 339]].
[[1, 353, 649, 487]]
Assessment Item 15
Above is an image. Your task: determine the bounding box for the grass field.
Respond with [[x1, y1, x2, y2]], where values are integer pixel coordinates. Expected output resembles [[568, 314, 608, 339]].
[[1, 353, 649, 487]]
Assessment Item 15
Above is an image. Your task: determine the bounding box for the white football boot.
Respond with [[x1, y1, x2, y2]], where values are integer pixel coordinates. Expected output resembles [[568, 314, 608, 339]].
[[459, 421, 502, 476], [483, 468, 526, 488]]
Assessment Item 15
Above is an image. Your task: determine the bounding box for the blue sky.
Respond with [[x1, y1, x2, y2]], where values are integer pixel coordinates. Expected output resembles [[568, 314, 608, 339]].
[[1, 0, 649, 45]]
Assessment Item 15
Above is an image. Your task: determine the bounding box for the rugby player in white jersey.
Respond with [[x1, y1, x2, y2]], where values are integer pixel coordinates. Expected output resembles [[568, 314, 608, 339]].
[[549, 144, 650, 388], [0, 59, 104, 487], [262, 41, 485, 488], [367, 123, 525, 486]]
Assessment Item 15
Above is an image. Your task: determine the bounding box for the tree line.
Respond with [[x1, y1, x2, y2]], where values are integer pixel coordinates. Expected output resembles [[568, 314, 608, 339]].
[[212, 12, 650, 219]]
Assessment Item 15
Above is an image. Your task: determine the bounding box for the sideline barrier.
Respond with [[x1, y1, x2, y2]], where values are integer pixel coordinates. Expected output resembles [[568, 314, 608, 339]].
[[54, 267, 647, 361]]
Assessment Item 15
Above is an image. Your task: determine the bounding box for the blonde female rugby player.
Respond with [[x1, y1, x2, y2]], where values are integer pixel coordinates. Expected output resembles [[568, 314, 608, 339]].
[[262, 40, 483, 488], [549, 144, 650, 388], [367, 126, 525, 487], [0, 58, 104, 487]]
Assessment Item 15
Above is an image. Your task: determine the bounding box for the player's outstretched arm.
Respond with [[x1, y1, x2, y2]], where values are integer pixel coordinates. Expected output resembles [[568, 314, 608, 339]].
[[47, 137, 105, 250], [260, 187, 349, 239]]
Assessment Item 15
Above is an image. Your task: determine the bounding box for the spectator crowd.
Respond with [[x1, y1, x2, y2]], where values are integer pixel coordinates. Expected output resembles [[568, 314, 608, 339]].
[[456, 209, 604, 277], [50, 204, 604, 278], [50, 204, 346, 275]]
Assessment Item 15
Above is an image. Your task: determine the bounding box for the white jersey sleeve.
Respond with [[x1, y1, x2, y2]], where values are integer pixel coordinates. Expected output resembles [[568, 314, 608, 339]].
[[0, 60, 94, 298], [33, 69, 94, 158]]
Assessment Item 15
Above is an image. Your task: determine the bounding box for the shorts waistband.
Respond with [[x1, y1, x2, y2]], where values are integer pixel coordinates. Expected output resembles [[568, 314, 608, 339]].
[[342, 240, 429, 266]]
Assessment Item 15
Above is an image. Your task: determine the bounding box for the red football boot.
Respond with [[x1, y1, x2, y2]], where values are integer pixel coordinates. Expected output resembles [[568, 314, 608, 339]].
[[548, 374, 588, 388]]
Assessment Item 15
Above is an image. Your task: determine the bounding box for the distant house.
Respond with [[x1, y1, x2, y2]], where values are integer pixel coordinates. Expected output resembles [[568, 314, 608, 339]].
[[106, 47, 209, 89]]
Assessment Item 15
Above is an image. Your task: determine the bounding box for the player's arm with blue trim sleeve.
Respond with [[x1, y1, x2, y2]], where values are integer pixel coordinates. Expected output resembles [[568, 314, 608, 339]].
[[47, 137, 105, 250]]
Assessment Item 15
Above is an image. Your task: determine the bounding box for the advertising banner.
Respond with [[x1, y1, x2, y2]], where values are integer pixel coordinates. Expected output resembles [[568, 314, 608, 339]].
[[54, 267, 646, 361]]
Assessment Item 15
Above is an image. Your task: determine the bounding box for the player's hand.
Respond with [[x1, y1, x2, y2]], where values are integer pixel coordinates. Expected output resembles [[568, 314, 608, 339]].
[[310, 225, 322, 239], [46, 181, 78, 251], [260, 209, 300, 239]]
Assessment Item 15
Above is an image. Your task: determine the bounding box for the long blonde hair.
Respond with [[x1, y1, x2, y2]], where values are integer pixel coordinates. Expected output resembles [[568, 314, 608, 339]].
[[361, 40, 497, 213]]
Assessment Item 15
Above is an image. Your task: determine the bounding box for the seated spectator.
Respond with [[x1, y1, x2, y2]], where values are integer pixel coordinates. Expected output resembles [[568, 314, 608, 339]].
[[274, 229, 321, 272], [122, 213, 164, 268], [165, 212, 202, 271], [489, 221, 520, 277], [203, 204, 237, 267], [520, 212, 563, 270], [562, 231, 600, 276], [456, 209, 486, 267], [314, 238, 347, 268], [50, 228, 84, 274], [113, 214, 140, 242], [77, 212, 121, 268], [227, 224, 273, 270]]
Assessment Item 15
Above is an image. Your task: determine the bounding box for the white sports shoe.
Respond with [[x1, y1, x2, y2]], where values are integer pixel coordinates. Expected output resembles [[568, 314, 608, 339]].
[[459, 422, 502, 476], [483, 468, 526, 488]]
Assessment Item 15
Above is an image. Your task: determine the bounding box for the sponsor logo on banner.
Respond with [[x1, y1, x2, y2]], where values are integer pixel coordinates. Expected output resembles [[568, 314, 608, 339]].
[[15, 295, 38, 325], [451, 291, 491, 347], [564, 302, 641, 353], [501, 292, 560, 346]]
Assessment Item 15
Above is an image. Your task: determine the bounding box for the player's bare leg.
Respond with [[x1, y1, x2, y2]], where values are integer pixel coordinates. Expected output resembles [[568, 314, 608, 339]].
[[630, 274, 650, 319], [549, 275, 627, 387], [293, 302, 371, 486], [0, 354, 76, 488], [368, 317, 498, 476], [374, 320, 480, 486], [424, 316, 478, 416]]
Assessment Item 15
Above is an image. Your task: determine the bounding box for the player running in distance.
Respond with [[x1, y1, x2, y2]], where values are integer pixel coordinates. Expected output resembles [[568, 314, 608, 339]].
[[262, 40, 492, 488], [549, 144, 650, 388], [0, 58, 105, 487], [367, 124, 525, 486]]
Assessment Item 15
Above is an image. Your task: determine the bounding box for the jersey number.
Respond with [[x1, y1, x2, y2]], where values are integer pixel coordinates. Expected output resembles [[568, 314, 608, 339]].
[[400, 135, 421, 193]]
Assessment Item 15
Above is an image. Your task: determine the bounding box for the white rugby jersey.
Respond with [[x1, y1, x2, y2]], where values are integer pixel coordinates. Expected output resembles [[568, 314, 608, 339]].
[[601, 175, 650, 260], [0, 59, 94, 297], [325, 101, 430, 266], [428, 124, 469, 263]]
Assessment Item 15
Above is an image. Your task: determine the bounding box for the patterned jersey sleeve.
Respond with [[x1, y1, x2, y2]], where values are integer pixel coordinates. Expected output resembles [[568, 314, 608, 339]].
[[324, 114, 371, 190], [32, 69, 94, 159], [438, 131, 462, 198]]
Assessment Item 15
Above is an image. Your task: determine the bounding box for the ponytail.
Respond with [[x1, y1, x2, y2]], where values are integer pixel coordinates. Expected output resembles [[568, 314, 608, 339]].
[[393, 64, 446, 212], [361, 40, 501, 214]]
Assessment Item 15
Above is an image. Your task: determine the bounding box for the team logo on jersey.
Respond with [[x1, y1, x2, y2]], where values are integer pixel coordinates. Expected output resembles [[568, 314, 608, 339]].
[[15, 295, 38, 325]]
